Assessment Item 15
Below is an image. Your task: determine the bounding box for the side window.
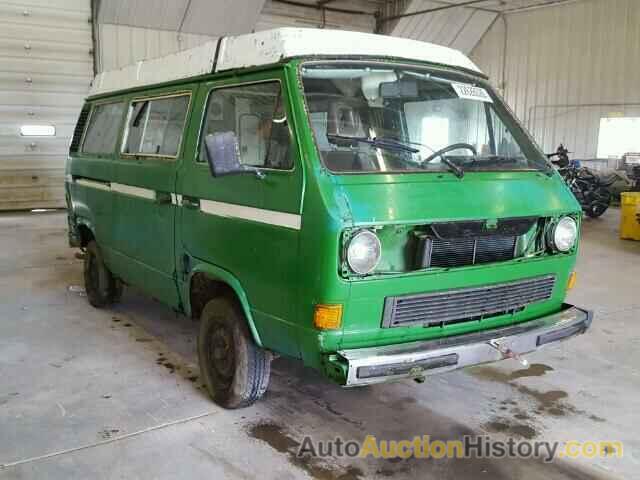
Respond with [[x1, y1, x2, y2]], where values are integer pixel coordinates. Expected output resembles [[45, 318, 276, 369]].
[[82, 102, 125, 154], [200, 82, 292, 170], [122, 94, 190, 157]]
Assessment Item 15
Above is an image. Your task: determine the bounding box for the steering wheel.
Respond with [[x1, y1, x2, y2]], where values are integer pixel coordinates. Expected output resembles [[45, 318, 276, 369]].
[[422, 143, 477, 164]]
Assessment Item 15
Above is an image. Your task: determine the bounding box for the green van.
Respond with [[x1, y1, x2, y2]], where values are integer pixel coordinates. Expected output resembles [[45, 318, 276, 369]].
[[66, 28, 592, 408]]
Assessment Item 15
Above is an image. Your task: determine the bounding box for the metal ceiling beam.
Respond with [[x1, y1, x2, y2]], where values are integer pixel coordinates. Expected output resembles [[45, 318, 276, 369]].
[[177, 0, 193, 33], [90, 0, 101, 74], [421, 0, 501, 14], [272, 0, 372, 15], [501, 0, 581, 13], [380, 0, 500, 24]]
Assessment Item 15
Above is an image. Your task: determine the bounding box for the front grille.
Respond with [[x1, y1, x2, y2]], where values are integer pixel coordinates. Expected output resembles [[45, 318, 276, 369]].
[[420, 235, 517, 269], [382, 275, 556, 328]]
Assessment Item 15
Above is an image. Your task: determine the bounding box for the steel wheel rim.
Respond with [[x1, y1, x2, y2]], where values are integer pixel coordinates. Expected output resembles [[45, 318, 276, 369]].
[[209, 322, 235, 385]]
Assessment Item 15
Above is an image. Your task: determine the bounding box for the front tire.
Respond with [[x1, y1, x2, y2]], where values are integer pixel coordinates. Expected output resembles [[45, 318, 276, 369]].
[[197, 297, 271, 409], [84, 240, 122, 308]]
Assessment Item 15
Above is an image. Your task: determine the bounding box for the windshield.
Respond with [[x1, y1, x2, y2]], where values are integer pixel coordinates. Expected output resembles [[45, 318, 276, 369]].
[[300, 63, 549, 174]]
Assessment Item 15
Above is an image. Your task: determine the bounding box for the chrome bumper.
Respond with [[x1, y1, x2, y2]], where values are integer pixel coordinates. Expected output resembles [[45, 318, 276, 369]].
[[338, 304, 592, 386]]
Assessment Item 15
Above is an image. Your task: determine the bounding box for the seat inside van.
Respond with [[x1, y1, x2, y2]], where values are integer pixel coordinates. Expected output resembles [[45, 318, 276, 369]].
[[308, 98, 379, 172]]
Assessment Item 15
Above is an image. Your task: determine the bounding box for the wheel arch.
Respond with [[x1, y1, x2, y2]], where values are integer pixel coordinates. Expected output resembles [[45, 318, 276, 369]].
[[75, 218, 96, 247], [187, 263, 263, 348]]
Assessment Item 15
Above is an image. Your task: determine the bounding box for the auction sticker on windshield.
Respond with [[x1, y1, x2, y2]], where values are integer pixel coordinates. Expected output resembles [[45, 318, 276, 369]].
[[451, 83, 493, 103]]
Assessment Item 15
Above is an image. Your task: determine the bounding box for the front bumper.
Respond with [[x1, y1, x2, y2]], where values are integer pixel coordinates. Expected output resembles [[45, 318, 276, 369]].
[[332, 304, 592, 386]]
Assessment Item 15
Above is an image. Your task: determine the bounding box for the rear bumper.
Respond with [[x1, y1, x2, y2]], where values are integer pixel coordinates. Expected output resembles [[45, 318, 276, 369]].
[[332, 303, 592, 386]]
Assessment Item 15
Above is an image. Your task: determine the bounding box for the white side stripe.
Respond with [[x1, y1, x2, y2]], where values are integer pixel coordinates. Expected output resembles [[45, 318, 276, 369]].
[[74, 179, 155, 201], [199, 199, 301, 230], [111, 183, 156, 200], [74, 178, 110, 191], [73, 179, 300, 230]]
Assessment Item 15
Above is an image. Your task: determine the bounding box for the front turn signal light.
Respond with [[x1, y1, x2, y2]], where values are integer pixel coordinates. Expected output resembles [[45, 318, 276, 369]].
[[313, 304, 343, 330], [567, 271, 577, 291]]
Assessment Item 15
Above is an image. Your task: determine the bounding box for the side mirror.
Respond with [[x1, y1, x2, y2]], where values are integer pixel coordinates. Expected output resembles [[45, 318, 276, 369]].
[[204, 131, 256, 177]]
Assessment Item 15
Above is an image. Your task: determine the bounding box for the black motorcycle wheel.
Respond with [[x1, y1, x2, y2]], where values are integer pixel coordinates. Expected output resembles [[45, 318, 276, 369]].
[[585, 202, 609, 218], [593, 186, 612, 204]]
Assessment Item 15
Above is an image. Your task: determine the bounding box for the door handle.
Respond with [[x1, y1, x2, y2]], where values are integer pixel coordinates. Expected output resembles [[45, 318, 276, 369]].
[[155, 192, 172, 205], [182, 196, 200, 209]]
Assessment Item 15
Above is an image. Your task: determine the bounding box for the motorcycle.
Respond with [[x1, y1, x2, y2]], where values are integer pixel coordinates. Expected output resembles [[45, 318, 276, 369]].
[[547, 144, 614, 218], [630, 165, 640, 192]]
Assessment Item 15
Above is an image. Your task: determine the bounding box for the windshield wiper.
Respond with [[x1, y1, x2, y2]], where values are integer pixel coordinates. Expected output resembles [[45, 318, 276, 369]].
[[327, 134, 419, 154], [439, 156, 464, 179], [463, 155, 554, 176]]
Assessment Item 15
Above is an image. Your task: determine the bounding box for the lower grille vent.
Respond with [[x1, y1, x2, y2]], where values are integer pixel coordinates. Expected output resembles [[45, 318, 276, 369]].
[[382, 275, 556, 328]]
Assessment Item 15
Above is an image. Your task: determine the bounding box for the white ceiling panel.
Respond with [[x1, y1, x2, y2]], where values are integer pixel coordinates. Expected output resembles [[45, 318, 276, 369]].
[[389, 0, 498, 54], [98, 0, 188, 31], [98, 0, 267, 36], [256, 0, 375, 32], [181, 0, 267, 35], [449, 9, 497, 53]]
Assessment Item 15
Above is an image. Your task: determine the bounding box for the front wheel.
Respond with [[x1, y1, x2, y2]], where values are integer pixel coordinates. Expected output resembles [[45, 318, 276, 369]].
[[197, 297, 271, 409]]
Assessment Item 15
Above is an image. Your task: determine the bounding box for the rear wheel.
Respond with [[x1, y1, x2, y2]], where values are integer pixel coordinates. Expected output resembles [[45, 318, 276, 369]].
[[84, 240, 123, 307], [198, 297, 271, 409]]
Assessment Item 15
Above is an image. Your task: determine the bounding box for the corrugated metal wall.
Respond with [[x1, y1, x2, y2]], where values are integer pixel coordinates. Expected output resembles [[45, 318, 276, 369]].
[[471, 0, 640, 160], [0, 0, 93, 210], [389, 0, 497, 54]]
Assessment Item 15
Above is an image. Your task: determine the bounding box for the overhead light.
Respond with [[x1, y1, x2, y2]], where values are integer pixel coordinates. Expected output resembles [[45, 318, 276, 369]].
[[20, 125, 55, 136]]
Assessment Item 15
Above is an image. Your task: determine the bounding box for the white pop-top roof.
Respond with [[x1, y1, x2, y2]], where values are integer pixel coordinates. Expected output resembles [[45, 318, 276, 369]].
[[89, 28, 482, 97]]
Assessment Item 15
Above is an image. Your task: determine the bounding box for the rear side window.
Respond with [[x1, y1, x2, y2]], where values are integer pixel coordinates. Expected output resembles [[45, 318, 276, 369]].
[[122, 94, 190, 157], [82, 102, 125, 154], [200, 82, 292, 169]]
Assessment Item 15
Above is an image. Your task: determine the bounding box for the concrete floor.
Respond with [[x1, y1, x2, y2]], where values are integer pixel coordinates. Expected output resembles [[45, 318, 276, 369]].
[[0, 209, 638, 480]]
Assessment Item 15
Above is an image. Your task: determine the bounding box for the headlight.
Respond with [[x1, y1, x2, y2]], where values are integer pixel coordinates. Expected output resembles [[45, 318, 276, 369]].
[[346, 230, 381, 275], [550, 216, 578, 252]]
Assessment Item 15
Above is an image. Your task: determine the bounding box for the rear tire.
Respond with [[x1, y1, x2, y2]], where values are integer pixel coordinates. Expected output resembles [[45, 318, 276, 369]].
[[198, 297, 271, 409], [84, 240, 123, 307]]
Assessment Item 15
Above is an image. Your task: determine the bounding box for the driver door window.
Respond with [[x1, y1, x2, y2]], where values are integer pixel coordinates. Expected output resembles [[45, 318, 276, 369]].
[[200, 82, 291, 170]]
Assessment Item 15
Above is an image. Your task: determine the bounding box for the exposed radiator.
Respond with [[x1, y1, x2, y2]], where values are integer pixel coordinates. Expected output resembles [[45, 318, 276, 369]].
[[418, 235, 517, 268]]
